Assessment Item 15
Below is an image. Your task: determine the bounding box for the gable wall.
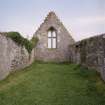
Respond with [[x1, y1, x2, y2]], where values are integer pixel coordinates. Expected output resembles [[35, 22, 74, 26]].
[[34, 14, 75, 62]]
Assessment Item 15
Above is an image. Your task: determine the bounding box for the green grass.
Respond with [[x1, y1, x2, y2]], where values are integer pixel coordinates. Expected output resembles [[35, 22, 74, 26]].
[[0, 62, 105, 105]]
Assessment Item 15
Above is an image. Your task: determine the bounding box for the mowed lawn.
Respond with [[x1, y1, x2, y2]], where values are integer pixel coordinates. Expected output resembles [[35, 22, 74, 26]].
[[0, 62, 105, 105]]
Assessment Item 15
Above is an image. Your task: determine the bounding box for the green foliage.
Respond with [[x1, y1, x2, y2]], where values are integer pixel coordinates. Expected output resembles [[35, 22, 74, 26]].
[[0, 62, 105, 105], [6, 32, 38, 53], [23, 38, 33, 53], [31, 36, 39, 47], [6, 32, 24, 45]]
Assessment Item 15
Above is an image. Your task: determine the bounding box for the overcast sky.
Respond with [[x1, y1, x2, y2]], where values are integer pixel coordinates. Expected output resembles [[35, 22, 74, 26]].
[[0, 0, 105, 41]]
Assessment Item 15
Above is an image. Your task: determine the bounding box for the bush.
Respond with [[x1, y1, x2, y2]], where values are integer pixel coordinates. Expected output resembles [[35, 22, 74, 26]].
[[6, 32, 24, 45], [23, 38, 33, 53], [31, 36, 39, 47], [6, 32, 38, 53]]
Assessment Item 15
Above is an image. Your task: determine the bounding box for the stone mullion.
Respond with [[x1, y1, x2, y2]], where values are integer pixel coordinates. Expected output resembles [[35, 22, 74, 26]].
[[51, 31, 53, 48]]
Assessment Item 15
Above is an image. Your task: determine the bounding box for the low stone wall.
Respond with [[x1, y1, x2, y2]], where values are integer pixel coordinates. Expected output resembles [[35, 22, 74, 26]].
[[0, 33, 34, 80], [69, 34, 105, 81]]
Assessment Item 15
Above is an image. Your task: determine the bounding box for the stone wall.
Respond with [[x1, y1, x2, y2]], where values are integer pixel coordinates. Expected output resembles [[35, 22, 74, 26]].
[[69, 34, 105, 81], [34, 12, 75, 62], [0, 33, 34, 80], [1, 31, 105, 82]]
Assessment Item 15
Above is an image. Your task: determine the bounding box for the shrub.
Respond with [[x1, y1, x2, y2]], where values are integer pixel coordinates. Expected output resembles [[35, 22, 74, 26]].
[[6, 32, 24, 46], [6, 32, 38, 53], [31, 36, 39, 47]]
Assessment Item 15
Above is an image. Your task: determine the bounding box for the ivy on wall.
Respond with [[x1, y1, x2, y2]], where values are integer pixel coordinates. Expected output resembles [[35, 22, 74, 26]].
[[6, 32, 38, 53]]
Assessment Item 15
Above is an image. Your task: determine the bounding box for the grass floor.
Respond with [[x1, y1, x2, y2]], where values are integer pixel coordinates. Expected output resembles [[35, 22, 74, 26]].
[[0, 62, 105, 105]]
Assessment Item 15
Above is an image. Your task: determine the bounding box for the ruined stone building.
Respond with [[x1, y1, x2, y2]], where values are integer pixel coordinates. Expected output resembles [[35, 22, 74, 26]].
[[0, 11, 105, 81], [33, 12, 75, 62]]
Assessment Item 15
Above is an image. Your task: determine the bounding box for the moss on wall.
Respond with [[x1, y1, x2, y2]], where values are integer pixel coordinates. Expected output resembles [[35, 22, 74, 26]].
[[6, 32, 38, 53]]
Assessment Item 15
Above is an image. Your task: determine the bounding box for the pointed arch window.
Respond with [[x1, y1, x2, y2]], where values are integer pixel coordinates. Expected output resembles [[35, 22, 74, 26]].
[[48, 27, 57, 49]]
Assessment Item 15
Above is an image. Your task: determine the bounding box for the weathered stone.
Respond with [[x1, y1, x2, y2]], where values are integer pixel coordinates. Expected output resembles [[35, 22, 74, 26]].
[[0, 33, 34, 80], [33, 12, 75, 62], [70, 34, 105, 81]]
